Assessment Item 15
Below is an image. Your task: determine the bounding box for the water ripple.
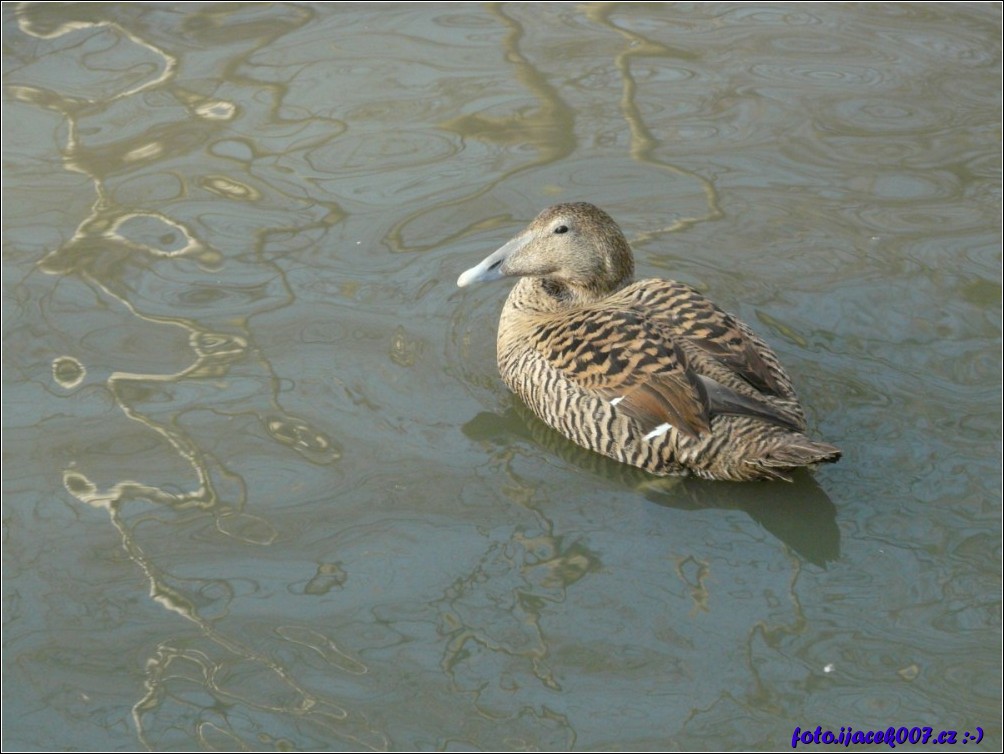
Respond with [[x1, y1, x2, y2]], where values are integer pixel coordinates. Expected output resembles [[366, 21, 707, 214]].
[[4, 2, 1001, 751], [750, 62, 889, 88]]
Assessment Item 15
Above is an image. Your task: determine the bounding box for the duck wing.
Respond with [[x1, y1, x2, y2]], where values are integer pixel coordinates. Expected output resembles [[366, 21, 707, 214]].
[[621, 280, 797, 399], [530, 306, 801, 441]]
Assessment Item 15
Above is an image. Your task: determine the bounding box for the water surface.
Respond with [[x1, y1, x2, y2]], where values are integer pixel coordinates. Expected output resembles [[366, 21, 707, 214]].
[[3, 2, 1000, 750]]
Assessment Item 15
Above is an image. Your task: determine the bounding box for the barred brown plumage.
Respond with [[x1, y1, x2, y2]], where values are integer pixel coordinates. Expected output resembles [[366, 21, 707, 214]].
[[457, 202, 841, 481]]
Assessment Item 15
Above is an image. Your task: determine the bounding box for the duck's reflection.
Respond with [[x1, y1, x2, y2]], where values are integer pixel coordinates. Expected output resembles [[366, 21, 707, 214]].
[[462, 404, 840, 568]]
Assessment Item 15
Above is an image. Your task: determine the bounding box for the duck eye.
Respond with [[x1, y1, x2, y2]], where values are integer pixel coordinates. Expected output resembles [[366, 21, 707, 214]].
[[554, 225, 569, 234]]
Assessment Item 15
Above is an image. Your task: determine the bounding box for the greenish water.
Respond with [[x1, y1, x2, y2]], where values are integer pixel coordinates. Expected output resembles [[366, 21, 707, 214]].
[[3, 2, 1000, 750]]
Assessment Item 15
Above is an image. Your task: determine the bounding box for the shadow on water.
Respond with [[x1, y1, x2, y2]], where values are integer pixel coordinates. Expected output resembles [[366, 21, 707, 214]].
[[462, 404, 840, 568]]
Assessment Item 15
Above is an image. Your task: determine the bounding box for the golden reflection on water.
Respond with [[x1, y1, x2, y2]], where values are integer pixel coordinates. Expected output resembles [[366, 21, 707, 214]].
[[4, 1, 1000, 750], [14, 2, 361, 746]]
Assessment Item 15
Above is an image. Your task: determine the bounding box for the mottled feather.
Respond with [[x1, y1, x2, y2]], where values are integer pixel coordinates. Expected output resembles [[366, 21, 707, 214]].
[[457, 202, 841, 481]]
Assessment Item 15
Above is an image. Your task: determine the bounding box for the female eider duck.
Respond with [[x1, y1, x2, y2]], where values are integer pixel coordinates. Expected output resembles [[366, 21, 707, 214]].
[[457, 202, 841, 482]]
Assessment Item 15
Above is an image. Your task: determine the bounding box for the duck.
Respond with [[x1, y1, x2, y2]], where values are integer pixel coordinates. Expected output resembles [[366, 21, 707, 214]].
[[456, 202, 841, 481]]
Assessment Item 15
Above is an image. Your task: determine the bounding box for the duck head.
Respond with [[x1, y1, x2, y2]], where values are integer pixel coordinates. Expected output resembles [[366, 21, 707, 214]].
[[457, 203, 635, 301]]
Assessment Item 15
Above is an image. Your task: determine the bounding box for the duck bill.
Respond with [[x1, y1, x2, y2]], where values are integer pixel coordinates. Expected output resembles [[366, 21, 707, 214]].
[[456, 234, 529, 287]]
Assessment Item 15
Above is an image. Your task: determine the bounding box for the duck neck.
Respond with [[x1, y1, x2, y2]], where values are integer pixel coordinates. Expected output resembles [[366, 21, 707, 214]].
[[508, 271, 634, 314]]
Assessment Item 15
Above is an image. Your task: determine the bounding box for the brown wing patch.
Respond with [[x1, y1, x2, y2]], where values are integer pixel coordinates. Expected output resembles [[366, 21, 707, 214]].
[[607, 373, 711, 439], [690, 330, 787, 396], [531, 308, 712, 439], [617, 281, 794, 398]]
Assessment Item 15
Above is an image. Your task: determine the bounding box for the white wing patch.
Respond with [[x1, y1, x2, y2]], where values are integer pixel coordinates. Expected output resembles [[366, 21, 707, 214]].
[[609, 396, 625, 406], [642, 422, 673, 441]]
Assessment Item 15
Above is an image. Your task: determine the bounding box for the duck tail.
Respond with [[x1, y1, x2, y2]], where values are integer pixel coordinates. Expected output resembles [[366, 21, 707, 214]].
[[746, 438, 842, 481]]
